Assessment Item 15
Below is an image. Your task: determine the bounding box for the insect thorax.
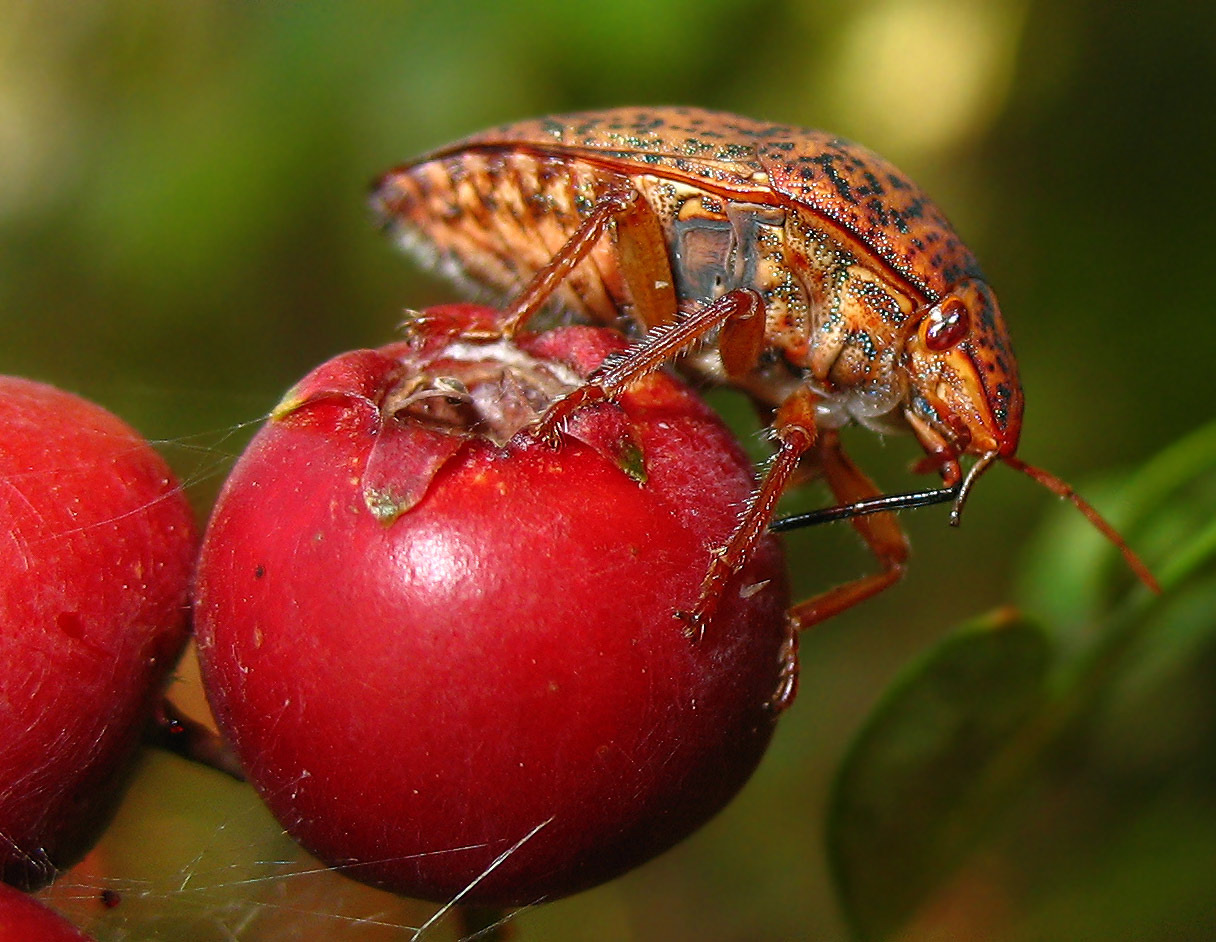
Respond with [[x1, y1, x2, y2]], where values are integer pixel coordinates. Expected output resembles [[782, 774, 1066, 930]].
[[631, 175, 918, 425]]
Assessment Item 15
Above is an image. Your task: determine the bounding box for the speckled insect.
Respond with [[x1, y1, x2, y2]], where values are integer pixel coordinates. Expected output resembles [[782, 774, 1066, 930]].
[[372, 107, 1157, 637]]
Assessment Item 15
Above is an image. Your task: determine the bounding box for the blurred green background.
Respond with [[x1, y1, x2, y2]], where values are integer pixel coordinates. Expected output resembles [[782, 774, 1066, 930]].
[[3, 1, 1213, 939]]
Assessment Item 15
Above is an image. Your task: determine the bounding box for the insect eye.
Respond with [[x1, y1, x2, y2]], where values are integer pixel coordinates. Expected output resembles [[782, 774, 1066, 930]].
[[924, 297, 970, 352]]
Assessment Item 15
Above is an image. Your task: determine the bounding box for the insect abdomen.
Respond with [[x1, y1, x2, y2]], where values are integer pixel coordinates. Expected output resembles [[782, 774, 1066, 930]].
[[374, 151, 629, 324]]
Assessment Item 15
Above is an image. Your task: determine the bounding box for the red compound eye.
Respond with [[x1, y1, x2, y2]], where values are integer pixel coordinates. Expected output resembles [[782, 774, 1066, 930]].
[[924, 297, 970, 352]]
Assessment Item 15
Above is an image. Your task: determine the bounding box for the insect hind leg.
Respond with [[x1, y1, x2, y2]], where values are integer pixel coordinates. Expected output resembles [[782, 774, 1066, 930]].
[[497, 185, 636, 336], [786, 431, 910, 630]]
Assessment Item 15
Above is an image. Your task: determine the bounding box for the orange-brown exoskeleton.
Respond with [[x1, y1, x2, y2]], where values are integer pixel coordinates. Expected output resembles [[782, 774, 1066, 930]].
[[371, 107, 1158, 638]]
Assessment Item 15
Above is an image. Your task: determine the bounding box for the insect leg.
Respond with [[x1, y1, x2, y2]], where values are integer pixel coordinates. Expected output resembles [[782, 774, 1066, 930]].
[[613, 192, 680, 331], [786, 432, 910, 630], [676, 385, 818, 642], [528, 288, 764, 443], [498, 186, 640, 337]]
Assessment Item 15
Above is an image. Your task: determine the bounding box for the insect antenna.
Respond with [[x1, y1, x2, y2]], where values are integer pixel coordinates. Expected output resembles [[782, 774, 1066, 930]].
[[1002, 454, 1160, 593], [771, 451, 1159, 595]]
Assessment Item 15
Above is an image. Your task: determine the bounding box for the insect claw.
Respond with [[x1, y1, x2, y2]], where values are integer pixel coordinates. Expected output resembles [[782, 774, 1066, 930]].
[[766, 623, 800, 713], [527, 414, 566, 448], [673, 608, 707, 644]]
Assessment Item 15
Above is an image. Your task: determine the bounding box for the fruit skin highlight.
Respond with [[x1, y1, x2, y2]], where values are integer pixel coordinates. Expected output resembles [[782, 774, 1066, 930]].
[[195, 307, 793, 905], [0, 377, 196, 890]]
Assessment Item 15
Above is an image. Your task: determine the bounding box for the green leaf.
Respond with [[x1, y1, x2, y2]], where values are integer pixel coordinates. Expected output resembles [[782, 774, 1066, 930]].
[[1015, 418, 1216, 710], [828, 419, 1216, 941], [828, 611, 1051, 942], [1018, 420, 1216, 642]]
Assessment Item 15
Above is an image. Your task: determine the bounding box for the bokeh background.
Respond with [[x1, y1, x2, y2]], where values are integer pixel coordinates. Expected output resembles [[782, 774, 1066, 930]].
[[2, 1, 1213, 939]]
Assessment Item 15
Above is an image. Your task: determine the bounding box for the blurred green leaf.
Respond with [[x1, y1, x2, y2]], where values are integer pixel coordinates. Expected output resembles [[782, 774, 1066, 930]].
[[830, 418, 1216, 941], [828, 611, 1051, 942], [1023, 419, 1216, 715], [1018, 420, 1216, 644]]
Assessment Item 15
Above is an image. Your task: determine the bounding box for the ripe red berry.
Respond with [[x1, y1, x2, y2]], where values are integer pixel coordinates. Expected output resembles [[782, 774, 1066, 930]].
[[194, 307, 793, 905], [0, 377, 196, 890], [0, 882, 95, 941]]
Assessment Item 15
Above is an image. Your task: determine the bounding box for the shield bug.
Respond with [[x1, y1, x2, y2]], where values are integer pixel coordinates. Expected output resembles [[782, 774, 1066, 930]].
[[371, 107, 1158, 637]]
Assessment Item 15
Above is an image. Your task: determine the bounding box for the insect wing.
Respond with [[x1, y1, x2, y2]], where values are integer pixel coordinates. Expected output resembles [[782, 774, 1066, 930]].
[[438, 108, 773, 196]]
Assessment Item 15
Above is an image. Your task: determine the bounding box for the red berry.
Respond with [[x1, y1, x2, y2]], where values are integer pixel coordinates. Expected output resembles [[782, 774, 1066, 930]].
[[0, 882, 95, 941], [0, 378, 196, 890], [195, 307, 792, 905]]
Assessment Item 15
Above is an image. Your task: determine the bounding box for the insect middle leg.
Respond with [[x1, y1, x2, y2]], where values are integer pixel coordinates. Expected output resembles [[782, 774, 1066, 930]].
[[680, 404, 911, 641]]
